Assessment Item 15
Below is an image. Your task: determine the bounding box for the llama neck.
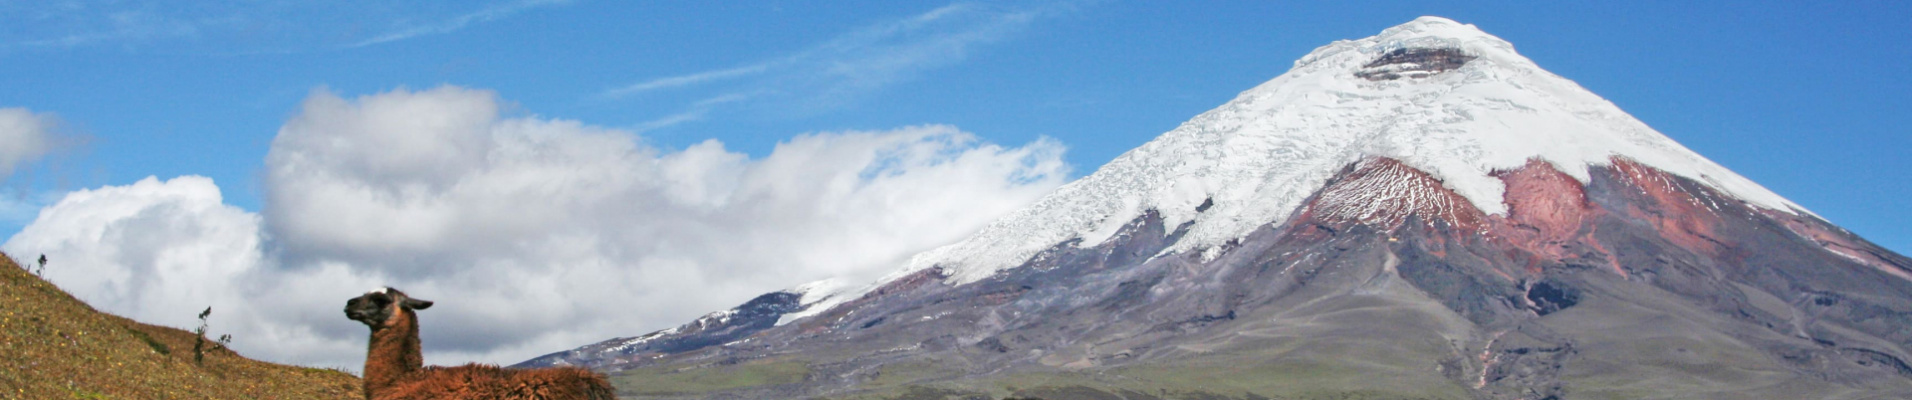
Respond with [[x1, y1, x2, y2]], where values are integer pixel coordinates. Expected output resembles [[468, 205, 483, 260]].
[[363, 309, 423, 399]]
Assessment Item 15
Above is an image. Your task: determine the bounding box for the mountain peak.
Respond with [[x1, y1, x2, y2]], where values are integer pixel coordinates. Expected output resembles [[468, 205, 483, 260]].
[[783, 16, 1807, 320], [1298, 16, 1504, 70], [1379, 15, 1494, 42]]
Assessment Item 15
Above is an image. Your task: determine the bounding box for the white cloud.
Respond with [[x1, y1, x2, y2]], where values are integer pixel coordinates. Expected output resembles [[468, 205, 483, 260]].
[[0, 108, 59, 178], [4, 85, 1069, 369], [0, 176, 295, 351]]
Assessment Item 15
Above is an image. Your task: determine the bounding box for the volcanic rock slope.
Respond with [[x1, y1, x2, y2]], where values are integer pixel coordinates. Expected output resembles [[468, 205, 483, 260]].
[[521, 17, 1912, 400]]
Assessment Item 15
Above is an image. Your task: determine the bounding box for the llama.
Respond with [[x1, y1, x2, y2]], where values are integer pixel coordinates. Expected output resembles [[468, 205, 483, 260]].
[[344, 287, 617, 400]]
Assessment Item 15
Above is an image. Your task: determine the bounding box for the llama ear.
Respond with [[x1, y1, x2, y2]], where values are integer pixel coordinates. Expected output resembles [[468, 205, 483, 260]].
[[403, 298, 434, 310]]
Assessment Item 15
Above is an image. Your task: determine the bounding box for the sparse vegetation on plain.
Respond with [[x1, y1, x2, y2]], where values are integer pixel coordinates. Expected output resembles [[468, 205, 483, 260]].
[[609, 359, 812, 397]]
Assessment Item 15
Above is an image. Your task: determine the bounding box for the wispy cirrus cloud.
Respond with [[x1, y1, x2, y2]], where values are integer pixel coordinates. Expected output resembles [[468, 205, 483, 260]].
[[631, 92, 765, 133], [1, 6, 213, 50], [348, 0, 574, 48], [1, 1, 570, 53], [605, 2, 1063, 127], [603, 65, 770, 99]]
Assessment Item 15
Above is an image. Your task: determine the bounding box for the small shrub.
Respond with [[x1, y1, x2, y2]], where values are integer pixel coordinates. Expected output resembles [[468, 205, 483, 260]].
[[192, 306, 231, 365]]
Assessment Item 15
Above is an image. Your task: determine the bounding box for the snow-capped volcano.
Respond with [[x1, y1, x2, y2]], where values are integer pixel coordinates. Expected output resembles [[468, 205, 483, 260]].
[[801, 15, 1803, 313], [522, 17, 1912, 400]]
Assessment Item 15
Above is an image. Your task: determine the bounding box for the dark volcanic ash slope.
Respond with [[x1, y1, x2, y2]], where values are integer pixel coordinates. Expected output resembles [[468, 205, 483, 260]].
[[519, 17, 1912, 400]]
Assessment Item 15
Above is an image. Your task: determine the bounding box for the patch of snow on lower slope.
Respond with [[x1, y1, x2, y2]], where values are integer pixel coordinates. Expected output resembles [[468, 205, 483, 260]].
[[775, 278, 853, 326]]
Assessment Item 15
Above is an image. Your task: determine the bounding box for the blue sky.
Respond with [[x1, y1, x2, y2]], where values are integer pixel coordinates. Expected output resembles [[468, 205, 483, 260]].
[[1, 1, 1907, 367]]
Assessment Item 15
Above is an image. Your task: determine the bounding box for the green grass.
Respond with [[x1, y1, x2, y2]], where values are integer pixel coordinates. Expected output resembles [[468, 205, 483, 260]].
[[828, 363, 987, 400], [864, 361, 954, 388], [611, 359, 812, 396], [803, 355, 1467, 400], [65, 386, 111, 399]]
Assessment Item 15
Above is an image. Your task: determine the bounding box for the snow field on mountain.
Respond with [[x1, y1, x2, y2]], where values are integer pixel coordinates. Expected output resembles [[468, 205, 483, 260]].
[[783, 16, 1806, 322]]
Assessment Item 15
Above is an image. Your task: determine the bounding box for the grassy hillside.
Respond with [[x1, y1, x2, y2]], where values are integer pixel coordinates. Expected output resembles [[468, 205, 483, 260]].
[[0, 252, 361, 399]]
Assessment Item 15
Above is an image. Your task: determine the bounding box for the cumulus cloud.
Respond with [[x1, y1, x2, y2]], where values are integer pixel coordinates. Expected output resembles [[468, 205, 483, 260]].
[[5, 85, 1069, 368], [0, 108, 60, 178], [0, 176, 295, 347]]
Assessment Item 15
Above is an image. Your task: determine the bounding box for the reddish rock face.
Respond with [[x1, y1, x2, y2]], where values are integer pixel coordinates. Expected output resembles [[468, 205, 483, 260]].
[[1604, 157, 1729, 258], [1486, 159, 1612, 276], [1292, 155, 1912, 296], [1304, 157, 1611, 277], [1301, 156, 1753, 279], [1307, 157, 1486, 231], [1491, 159, 1595, 247]]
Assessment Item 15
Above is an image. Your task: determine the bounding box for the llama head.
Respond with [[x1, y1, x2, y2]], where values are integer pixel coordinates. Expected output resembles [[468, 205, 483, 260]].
[[344, 287, 435, 329]]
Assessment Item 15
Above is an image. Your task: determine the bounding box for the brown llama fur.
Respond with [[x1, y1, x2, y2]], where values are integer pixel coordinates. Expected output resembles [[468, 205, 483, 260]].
[[346, 287, 616, 400]]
